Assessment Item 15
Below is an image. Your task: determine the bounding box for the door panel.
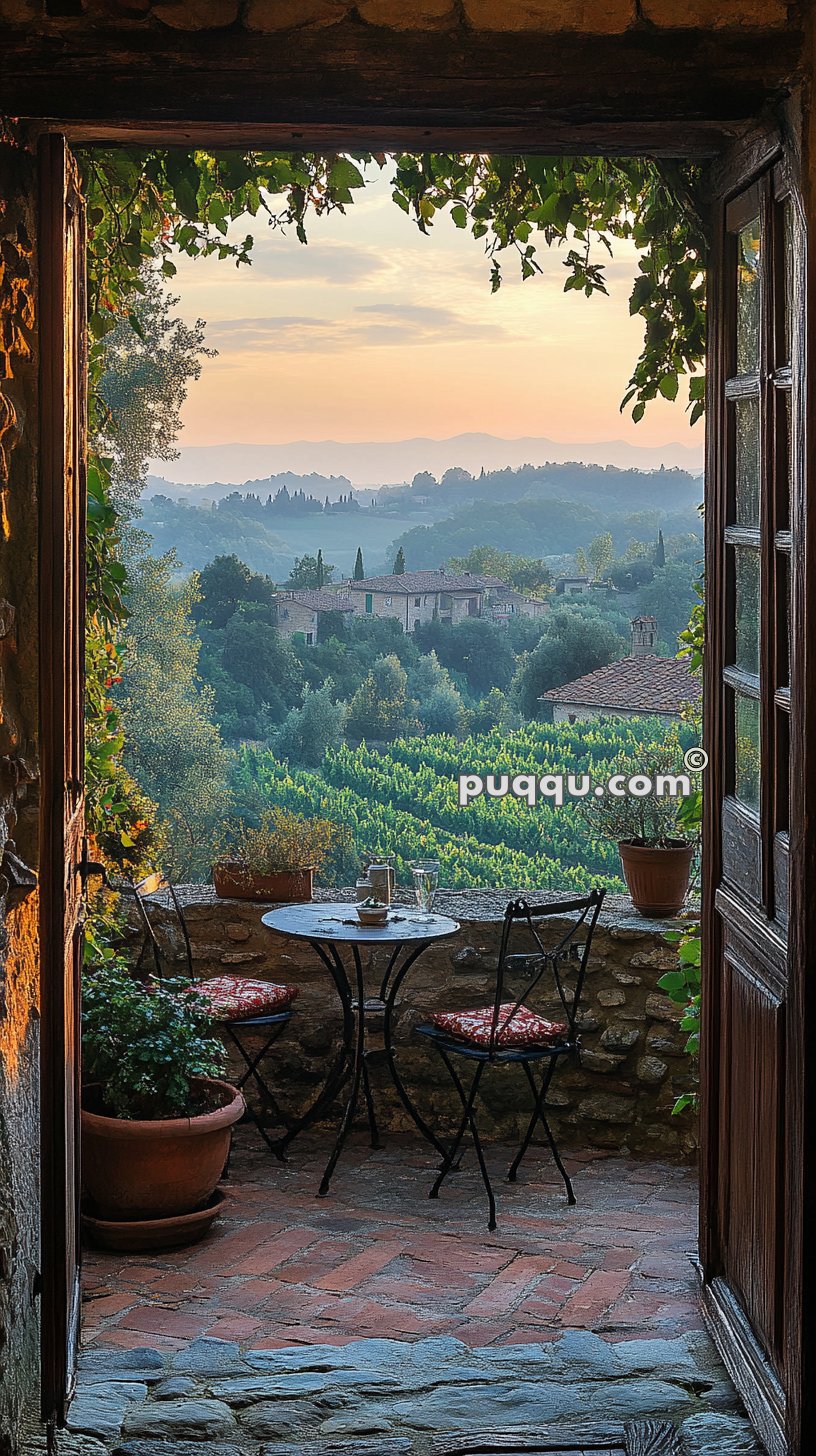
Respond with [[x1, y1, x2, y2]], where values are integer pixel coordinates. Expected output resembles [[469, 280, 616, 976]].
[[701, 141, 803, 1456], [38, 133, 87, 1430], [720, 941, 785, 1356]]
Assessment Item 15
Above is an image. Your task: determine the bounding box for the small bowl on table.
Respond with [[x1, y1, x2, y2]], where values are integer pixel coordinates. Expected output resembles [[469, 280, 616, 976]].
[[356, 899, 389, 927]]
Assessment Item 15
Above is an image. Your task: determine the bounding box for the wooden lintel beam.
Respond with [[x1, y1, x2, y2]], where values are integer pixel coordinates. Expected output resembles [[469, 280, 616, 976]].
[[1, 25, 802, 156], [53, 119, 742, 159]]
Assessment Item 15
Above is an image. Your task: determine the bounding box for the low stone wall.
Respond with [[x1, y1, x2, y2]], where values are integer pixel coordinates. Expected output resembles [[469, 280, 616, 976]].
[[138, 887, 699, 1159]]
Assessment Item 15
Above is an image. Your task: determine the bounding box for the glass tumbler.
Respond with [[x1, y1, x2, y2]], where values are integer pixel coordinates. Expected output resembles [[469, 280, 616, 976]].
[[411, 859, 439, 917]]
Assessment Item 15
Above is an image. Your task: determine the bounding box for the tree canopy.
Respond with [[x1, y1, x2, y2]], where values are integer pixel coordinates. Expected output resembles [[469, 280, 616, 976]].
[[513, 605, 628, 720], [116, 547, 231, 878], [284, 553, 336, 590], [194, 553, 276, 627]]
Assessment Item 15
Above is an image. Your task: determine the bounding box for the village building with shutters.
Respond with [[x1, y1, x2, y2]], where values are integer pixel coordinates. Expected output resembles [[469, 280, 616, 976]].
[[343, 568, 547, 632], [272, 588, 355, 645]]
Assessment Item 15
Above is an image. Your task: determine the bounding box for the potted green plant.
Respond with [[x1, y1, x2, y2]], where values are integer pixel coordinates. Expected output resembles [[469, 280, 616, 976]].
[[356, 896, 389, 927], [213, 807, 349, 902], [581, 742, 699, 917], [81, 963, 244, 1250]]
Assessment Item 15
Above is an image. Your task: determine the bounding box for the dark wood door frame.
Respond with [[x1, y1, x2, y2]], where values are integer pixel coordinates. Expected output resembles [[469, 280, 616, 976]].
[[38, 132, 87, 1432], [36, 103, 815, 1456]]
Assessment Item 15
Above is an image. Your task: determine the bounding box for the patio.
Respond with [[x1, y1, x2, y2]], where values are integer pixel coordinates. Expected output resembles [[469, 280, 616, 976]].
[[68, 887, 755, 1453], [70, 1130, 763, 1454], [82, 1129, 701, 1352]]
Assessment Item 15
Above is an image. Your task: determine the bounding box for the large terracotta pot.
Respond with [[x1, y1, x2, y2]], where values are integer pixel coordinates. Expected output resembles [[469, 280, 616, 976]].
[[618, 840, 694, 917], [213, 861, 314, 902], [81, 1076, 244, 1221]]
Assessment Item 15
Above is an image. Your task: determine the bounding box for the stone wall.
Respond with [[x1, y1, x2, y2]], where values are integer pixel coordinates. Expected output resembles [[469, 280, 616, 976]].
[[0, 0, 794, 35], [145, 888, 700, 1160], [0, 127, 43, 1456]]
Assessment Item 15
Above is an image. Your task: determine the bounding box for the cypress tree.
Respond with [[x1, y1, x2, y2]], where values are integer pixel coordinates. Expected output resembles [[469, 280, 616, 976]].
[[316, 549, 324, 588], [393, 546, 406, 574], [655, 529, 666, 568], [354, 547, 365, 580]]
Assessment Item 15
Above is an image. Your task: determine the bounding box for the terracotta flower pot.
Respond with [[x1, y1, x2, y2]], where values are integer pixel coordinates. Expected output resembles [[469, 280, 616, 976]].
[[81, 1076, 244, 1221], [213, 861, 314, 902], [618, 840, 694, 917]]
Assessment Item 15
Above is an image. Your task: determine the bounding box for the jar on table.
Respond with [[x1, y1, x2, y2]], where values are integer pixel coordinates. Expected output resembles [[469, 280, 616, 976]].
[[367, 863, 395, 906]]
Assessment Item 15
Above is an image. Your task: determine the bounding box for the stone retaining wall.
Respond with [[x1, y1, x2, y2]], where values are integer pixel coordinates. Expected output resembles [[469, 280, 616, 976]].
[[141, 887, 699, 1159]]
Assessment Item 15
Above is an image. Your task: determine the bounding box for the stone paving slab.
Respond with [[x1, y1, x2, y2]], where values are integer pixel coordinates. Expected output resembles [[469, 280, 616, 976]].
[[68, 1383, 148, 1441], [66, 1330, 764, 1456]]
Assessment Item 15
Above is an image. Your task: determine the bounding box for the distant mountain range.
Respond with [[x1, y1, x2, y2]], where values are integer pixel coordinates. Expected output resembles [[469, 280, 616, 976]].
[[147, 432, 704, 489]]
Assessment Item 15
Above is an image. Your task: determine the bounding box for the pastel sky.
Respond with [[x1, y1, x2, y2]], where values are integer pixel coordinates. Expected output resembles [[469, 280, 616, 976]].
[[168, 165, 702, 459]]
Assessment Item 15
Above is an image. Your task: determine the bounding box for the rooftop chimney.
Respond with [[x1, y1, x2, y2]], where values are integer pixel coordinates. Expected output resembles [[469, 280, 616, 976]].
[[630, 615, 658, 657]]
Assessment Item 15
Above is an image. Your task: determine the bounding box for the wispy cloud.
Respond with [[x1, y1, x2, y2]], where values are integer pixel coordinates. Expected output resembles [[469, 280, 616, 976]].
[[167, 168, 700, 452], [206, 302, 505, 354], [355, 301, 468, 327]]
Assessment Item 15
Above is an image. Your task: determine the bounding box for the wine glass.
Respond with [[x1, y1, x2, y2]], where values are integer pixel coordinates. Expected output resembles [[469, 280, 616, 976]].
[[411, 859, 439, 917]]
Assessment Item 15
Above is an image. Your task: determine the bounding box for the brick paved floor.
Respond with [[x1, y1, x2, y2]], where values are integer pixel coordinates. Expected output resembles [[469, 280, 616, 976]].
[[81, 1129, 701, 1356]]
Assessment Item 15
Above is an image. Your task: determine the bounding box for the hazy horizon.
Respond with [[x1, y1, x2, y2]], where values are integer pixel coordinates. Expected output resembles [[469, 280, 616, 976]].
[[158, 164, 703, 478], [149, 430, 704, 490]]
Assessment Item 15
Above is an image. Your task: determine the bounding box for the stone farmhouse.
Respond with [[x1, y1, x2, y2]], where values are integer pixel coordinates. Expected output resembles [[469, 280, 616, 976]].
[[540, 616, 701, 724], [272, 589, 354, 645], [343, 569, 545, 632], [488, 586, 549, 627], [555, 574, 617, 601]]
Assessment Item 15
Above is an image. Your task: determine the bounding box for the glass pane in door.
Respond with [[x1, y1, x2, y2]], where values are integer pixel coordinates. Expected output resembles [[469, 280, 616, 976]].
[[734, 694, 761, 814], [735, 396, 760, 526], [736, 217, 761, 375], [734, 548, 760, 675]]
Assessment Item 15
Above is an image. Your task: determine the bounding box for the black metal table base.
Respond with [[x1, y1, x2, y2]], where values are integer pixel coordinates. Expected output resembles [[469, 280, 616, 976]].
[[305, 936, 453, 1198], [260, 904, 460, 1199]]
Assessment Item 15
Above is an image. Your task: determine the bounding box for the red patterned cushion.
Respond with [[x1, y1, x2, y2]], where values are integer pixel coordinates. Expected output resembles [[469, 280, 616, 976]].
[[195, 976, 298, 1020], [429, 1002, 568, 1050]]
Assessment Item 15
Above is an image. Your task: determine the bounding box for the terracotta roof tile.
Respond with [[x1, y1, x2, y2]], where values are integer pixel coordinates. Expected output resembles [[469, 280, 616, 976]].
[[277, 589, 354, 613], [344, 570, 502, 593], [540, 654, 701, 715]]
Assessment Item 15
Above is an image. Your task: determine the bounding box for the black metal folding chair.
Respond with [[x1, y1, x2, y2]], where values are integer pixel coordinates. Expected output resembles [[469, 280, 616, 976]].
[[414, 888, 605, 1230], [121, 874, 299, 1157]]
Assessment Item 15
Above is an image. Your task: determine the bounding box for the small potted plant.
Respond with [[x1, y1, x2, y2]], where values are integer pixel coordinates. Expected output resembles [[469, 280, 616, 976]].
[[356, 896, 389, 927], [81, 962, 244, 1250], [581, 742, 699, 917], [213, 807, 349, 902]]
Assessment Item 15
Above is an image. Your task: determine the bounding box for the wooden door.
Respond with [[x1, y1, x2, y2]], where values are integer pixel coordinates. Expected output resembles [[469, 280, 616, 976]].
[[38, 133, 87, 1431], [700, 135, 805, 1456]]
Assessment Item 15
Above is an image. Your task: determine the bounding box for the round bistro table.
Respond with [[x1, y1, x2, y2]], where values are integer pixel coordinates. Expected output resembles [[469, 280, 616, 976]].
[[261, 900, 460, 1196]]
